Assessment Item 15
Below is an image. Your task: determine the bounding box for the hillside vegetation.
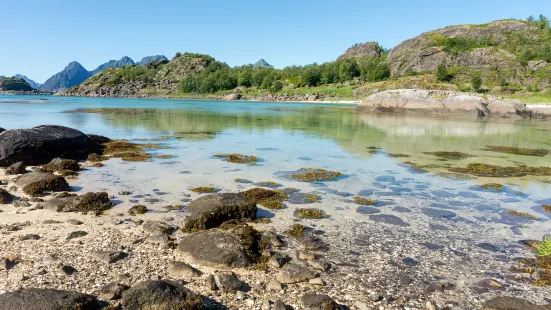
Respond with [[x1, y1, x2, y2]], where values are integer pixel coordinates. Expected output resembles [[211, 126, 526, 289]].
[[65, 16, 551, 102], [0, 77, 33, 91]]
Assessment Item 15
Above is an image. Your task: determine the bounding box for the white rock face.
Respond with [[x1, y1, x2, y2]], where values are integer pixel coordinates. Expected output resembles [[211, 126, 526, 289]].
[[356, 89, 533, 118]]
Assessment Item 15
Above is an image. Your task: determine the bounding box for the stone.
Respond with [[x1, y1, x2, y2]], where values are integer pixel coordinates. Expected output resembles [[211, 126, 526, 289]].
[[307, 259, 330, 271], [276, 264, 318, 284], [177, 225, 262, 268], [66, 231, 88, 240], [99, 282, 129, 300], [207, 275, 218, 290], [167, 261, 202, 278], [42, 157, 80, 173], [222, 93, 241, 100], [59, 265, 77, 276], [0, 288, 101, 310], [267, 280, 283, 291], [0, 258, 17, 270], [214, 272, 244, 292], [482, 296, 548, 310], [142, 220, 172, 235], [67, 219, 83, 225], [0, 188, 13, 204], [301, 293, 338, 310], [268, 253, 289, 268], [183, 193, 257, 231], [43, 192, 111, 214], [121, 280, 202, 310], [6, 161, 26, 175], [273, 299, 287, 310], [19, 234, 40, 241], [309, 278, 325, 286], [92, 250, 128, 264], [0, 125, 106, 166], [15, 172, 70, 196], [338, 42, 382, 59]]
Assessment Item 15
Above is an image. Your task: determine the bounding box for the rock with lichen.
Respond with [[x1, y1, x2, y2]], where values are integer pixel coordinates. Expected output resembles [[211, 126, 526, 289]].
[[15, 172, 70, 196]]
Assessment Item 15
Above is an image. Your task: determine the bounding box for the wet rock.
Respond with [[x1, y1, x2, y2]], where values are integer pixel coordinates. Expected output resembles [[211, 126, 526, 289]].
[[0, 125, 105, 166], [15, 172, 70, 196], [183, 193, 257, 231], [0, 288, 101, 310], [167, 261, 202, 278], [92, 250, 128, 264], [482, 296, 548, 310], [393, 206, 411, 213], [0, 188, 13, 204], [6, 161, 26, 175], [476, 243, 501, 252], [402, 257, 419, 266], [121, 280, 202, 310], [369, 214, 409, 226], [301, 293, 338, 310], [177, 224, 262, 268], [276, 264, 317, 284], [99, 282, 129, 300], [214, 272, 244, 292], [142, 220, 172, 235], [66, 231, 88, 240], [356, 206, 381, 214]]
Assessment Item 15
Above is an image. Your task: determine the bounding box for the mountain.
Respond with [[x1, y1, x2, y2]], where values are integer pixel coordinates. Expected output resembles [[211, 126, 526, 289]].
[[13, 74, 41, 89], [253, 59, 272, 68], [41, 61, 92, 92], [91, 56, 135, 75], [338, 42, 383, 59], [0, 77, 33, 91], [137, 55, 168, 66]]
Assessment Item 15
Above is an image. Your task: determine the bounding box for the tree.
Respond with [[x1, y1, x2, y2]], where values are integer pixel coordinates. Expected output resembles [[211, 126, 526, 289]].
[[436, 63, 452, 82], [238, 70, 252, 87], [471, 72, 482, 92], [527, 15, 535, 23], [271, 80, 283, 92], [301, 65, 321, 86], [338, 58, 360, 82], [358, 55, 390, 82]]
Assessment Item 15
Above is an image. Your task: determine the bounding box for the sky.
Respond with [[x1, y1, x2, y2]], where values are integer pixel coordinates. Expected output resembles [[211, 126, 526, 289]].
[[1, 0, 550, 83]]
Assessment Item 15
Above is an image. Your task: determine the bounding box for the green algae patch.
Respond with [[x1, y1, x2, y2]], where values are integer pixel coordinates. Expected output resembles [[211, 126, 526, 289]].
[[302, 193, 320, 203], [256, 181, 282, 188], [103, 140, 151, 162], [353, 196, 376, 205], [128, 205, 148, 215], [449, 163, 551, 178], [239, 188, 287, 210], [87, 153, 107, 162], [505, 210, 537, 220], [482, 145, 550, 157], [214, 153, 258, 164], [476, 183, 504, 191], [542, 204, 551, 213], [536, 237, 551, 257], [294, 208, 327, 219], [423, 151, 473, 160], [285, 224, 307, 238], [190, 186, 217, 193], [402, 161, 430, 173], [74, 192, 113, 216], [254, 217, 271, 224], [163, 204, 183, 211], [156, 154, 174, 159], [290, 168, 342, 182], [387, 153, 410, 158]]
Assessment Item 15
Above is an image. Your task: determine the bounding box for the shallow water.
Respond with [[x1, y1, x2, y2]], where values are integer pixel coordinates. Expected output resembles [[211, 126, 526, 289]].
[[1, 95, 550, 239]]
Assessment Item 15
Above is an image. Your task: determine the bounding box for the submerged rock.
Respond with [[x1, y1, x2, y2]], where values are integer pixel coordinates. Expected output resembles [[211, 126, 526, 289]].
[[15, 172, 70, 196], [0, 288, 102, 310], [183, 193, 257, 231], [121, 280, 202, 310]]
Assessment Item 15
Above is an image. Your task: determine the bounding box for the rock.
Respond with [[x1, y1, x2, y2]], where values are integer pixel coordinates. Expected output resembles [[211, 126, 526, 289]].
[[0, 258, 17, 270], [92, 250, 128, 264], [66, 231, 88, 240], [42, 158, 80, 173], [177, 224, 262, 268], [273, 299, 287, 310], [15, 172, 70, 196], [223, 93, 241, 100], [307, 94, 319, 102], [0, 125, 105, 166], [527, 60, 548, 71], [338, 42, 382, 59], [43, 192, 112, 214], [482, 296, 548, 310], [0, 188, 13, 204], [207, 275, 218, 290], [426, 301, 438, 310], [276, 264, 318, 284], [309, 277, 325, 286], [301, 293, 338, 310], [59, 265, 77, 276], [0, 127, 4, 133], [19, 234, 40, 241], [167, 261, 202, 278], [307, 259, 330, 271], [0, 288, 101, 310], [142, 220, 172, 235], [67, 219, 83, 225], [268, 253, 289, 268], [6, 161, 26, 175], [121, 280, 202, 310], [213, 272, 244, 292], [183, 193, 257, 231], [267, 280, 283, 291], [99, 282, 129, 300]]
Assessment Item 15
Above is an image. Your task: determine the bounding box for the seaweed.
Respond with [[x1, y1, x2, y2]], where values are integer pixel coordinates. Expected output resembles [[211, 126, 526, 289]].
[[505, 210, 537, 220], [294, 208, 327, 219], [259, 198, 285, 210], [156, 154, 175, 159], [190, 186, 217, 193], [42, 159, 80, 173], [476, 183, 504, 191], [213, 154, 258, 164], [128, 205, 148, 215], [387, 153, 411, 158], [542, 204, 551, 213], [284, 224, 307, 238], [290, 168, 342, 182], [449, 163, 551, 178], [73, 192, 113, 216], [22, 176, 71, 197], [256, 181, 282, 188], [402, 161, 429, 173], [103, 140, 172, 162], [482, 145, 550, 157], [535, 237, 551, 257], [353, 196, 376, 205], [423, 151, 473, 160], [254, 217, 271, 224], [239, 188, 287, 210], [163, 205, 183, 211]]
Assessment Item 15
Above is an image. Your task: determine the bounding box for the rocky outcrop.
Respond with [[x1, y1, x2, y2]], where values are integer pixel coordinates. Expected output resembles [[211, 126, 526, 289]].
[[121, 280, 202, 310], [387, 20, 534, 77], [0, 125, 107, 166], [338, 42, 382, 59], [356, 89, 533, 118], [0, 288, 102, 310]]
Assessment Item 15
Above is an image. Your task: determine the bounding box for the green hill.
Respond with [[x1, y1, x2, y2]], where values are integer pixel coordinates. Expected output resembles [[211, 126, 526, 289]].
[[0, 77, 33, 91]]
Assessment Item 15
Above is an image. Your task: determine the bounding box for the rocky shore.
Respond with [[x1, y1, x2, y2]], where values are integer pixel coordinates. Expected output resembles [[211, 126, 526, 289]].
[[1, 125, 551, 310], [355, 89, 550, 119], [0, 90, 53, 96]]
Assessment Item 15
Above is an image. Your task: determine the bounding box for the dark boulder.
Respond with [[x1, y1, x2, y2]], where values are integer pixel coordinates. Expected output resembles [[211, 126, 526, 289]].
[[301, 293, 339, 310], [0, 188, 13, 204], [0, 288, 102, 310], [15, 172, 70, 196], [178, 224, 263, 268], [183, 193, 257, 231], [6, 161, 26, 175], [42, 192, 112, 215], [0, 127, 5, 133], [42, 158, 80, 173], [0, 125, 108, 166], [121, 280, 202, 310], [482, 297, 548, 310]]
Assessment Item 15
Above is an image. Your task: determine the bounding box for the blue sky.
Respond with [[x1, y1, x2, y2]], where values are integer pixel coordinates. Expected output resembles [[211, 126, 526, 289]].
[[2, 0, 550, 83]]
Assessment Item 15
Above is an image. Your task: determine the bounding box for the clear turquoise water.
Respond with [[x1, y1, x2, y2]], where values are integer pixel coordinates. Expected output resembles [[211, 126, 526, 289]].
[[1, 95, 550, 236]]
